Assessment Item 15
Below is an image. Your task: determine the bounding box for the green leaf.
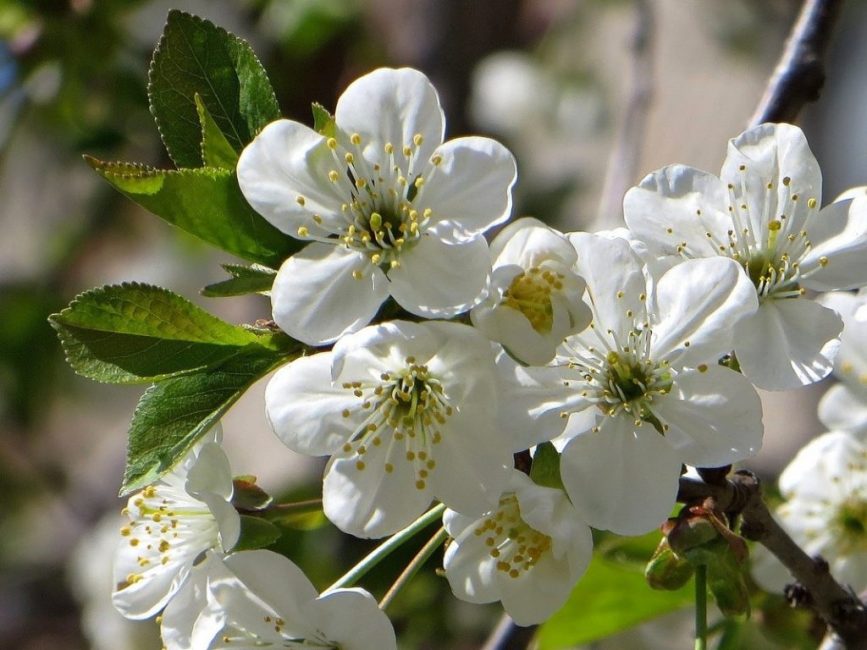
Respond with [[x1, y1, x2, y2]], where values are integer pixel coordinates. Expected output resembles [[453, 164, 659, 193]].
[[529, 442, 563, 489], [148, 10, 281, 167], [311, 102, 336, 137], [49, 283, 286, 384], [86, 158, 302, 267], [233, 515, 282, 551], [196, 94, 240, 169], [535, 555, 694, 649], [122, 347, 290, 495], [202, 264, 277, 297]]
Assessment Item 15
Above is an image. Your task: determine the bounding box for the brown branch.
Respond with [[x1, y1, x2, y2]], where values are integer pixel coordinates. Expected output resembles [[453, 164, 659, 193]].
[[750, 0, 844, 126], [679, 472, 867, 649], [595, 0, 655, 227]]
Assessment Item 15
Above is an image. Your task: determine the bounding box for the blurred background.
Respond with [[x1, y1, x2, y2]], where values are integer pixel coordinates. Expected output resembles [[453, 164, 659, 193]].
[[1, 0, 865, 648]]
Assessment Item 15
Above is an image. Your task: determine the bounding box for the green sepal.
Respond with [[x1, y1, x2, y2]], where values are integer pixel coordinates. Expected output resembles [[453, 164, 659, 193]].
[[529, 441, 564, 490], [85, 158, 301, 267], [311, 102, 336, 137], [645, 538, 695, 591], [121, 347, 292, 495], [688, 539, 751, 618], [196, 94, 240, 169], [232, 476, 274, 512], [49, 283, 285, 384], [202, 264, 278, 297], [148, 10, 281, 167], [232, 514, 282, 551]]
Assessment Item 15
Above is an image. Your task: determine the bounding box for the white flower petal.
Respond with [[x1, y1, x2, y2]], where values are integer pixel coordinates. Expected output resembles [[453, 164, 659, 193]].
[[185, 442, 234, 501], [335, 67, 444, 170], [651, 366, 763, 467], [818, 384, 867, 437], [496, 354, 593, 450], [734, 299, 842, 390], [569, 232, 648, 341], [421, 136, 517, 242], [387, 234, 490, 317], [265, 353, 361, 456], [305, 589, 397, 650], [220, 550, 319, 623], [777, 432, 861, 499], [472, 300, 559, 366], [651, 257, 758, 366], [560, 415, 682, 535], [624, 164, 731, 258], [237, 119, 343, 236], [323, 449, 432, 538], [490, 217, 576, 267], [160, 553, 227, 650], [721, 123, 821, 237], [430, 409, 511, 517], [271, 243, 388, 346], [801, 197, 867, 290]]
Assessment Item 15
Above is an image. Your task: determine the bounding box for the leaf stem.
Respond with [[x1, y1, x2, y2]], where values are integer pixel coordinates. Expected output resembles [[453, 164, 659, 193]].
[[695, 563, 708, 650], [379, 526, 448, 611], [328, 503, 446, 591]]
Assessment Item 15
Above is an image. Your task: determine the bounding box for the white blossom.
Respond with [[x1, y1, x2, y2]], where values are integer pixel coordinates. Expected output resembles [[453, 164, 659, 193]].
[[752, 432, 867, 594], [265, 320, 511, 538], [161, 551, 396, 650], [624, 123, 867, 390], [112, 430, 240, 619], [238, 67, 516, 346], [499, 233, 763, 535], [443, 469, 592, 625], [470, 217, 591, 365]]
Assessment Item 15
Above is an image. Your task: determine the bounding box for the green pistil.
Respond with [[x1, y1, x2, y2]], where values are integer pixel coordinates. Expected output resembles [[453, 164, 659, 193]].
[[606, 351, 649, 402]]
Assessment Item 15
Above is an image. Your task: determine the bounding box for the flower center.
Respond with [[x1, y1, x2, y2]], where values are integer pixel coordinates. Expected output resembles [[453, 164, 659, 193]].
[[600, 351, 672, 433], [834, 498, 867, 555], [339, 356, 454, 491], [294, 132, 445, 272], [475, 494, 552, 579], [502, 267, 564, 333], [117, 483, 219, 591], [664, 169, 826, 302]]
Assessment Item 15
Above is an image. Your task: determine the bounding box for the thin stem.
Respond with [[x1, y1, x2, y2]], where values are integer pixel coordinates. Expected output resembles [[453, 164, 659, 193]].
[[379, 526, 448, 611], [327, 503, 446, 591], [695, 564, 708, 650]]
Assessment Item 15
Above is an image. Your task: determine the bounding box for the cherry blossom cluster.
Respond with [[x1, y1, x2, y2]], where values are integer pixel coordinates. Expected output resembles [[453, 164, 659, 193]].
[[109, 66, 867, 642], [753, 288, 867, 595]]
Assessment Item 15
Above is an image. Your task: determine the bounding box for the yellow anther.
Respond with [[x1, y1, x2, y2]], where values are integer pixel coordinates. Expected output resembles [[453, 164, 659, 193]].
[[384, 143, 394, 154], [768, 220, 781, 231], [328, 170, 339, 182], [414, 177, 425, 188], [344, 152, 354, 164], [402, 145, 412, 157], [352, 270, 363, 280], [297, 226, 309, 237], [296, 196, 306, 206], [350, 133, 361, 145], [413, 133, 424, 146], [327, 137, 337, 149], [370, 212, 383, 230], [819, 256, 829, 267], [808, 197, 818, 209], [431, 154, 442, 166]]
